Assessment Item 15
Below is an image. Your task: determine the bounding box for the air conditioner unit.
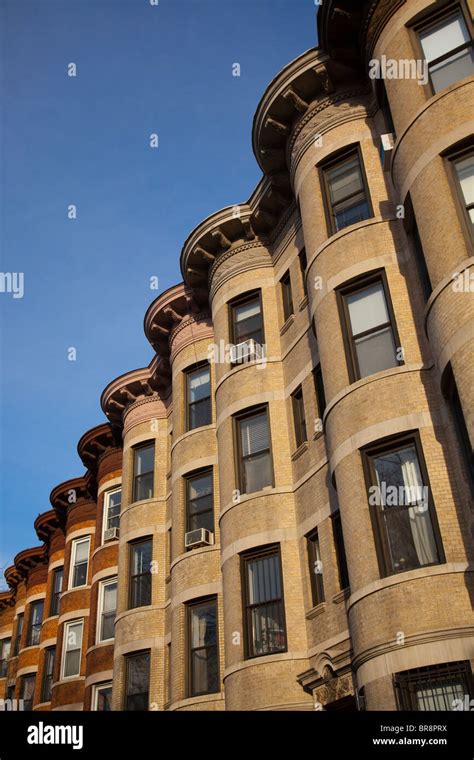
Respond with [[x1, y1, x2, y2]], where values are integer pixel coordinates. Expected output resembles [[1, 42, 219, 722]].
[[230, 339, 264, 364], [104, 527, 120, 542], [380, 133, 395, 171], [185, 528, 214, 549]]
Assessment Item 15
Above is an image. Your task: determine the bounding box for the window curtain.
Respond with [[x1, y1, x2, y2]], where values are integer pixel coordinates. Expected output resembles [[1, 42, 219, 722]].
[[400, 452, 438, 565]]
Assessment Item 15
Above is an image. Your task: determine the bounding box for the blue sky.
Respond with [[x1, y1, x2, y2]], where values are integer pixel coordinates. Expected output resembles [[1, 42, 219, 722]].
[[0, 0, 317, 577]]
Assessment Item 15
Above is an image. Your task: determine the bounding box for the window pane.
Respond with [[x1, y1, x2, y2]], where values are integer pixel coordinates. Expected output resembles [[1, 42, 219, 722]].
[[74, 539, 89, 564], [131, 541, 151, 575], [354, 325, 398, 377], [73, 562, 88, 587], [134, 472, 154, 501], [126, 652, 150, 711], [328, 157, 364, 204], [243, 451, 272, 493], [53, 568, 63, 594], [347, 282, 390, 335], [192, 647, 219, 694], [134, 445, 154, 475], [233, 298, 262, 343], [240, 412, 269, 457], [455, 155, 474, 207], [188, 397, 212, 429], [250, 602, 286, 656], [334, 196, 370, 230], [430, 47, 474, 91], [64, 649, 80, 677], [373, 444, 440, 572], [419, 13, 470, 63], [416, 679, 465, 711], [248, 554, 281, 604], [188, 367, 210, 403], [190, 603, 217, 648], [97, 686, 112, 711], [103, 581, 117, 612]]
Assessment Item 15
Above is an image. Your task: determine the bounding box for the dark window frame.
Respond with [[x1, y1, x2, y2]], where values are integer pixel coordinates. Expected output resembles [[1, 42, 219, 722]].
[[128, 537, 153, 610], [299, 248, 308, 297], [26, 600, 44, 647], [228, 289, 265, 348], [13, 613, 24, 656], [403, 193, 432, 302], [319, 144, 373, 236], [0, 637, 11, 677], [409, 1, 474, 97], [40, 646, 55, 703], [291, 386, 307, 449], [280, 270, 294, 322], [336, 269, 403, 383], [234, 404, 275, 495], [186, 596, 220, 698], [442, 363, 473, 492], [394, 660, 473, 711], [185, 467, 214, 536], [240, 544, 287, 660], [306, 530, 325, 607], [124, 650, 151, 711], [185, 361, 212, 431], [20, 674, 36, 711], [361, 430, 445, 579], [49, 567, 63, 617], [132, 442, 155, 503], [331, 511, 350, 591], [313, 363, 326, 422], [443, 138, 474, 249]]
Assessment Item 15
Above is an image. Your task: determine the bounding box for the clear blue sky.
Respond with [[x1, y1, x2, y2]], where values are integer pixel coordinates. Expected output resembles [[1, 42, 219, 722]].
[[0, 0, 317, 578]]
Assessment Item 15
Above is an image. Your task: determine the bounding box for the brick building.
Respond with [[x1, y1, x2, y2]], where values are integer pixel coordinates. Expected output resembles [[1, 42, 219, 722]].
[[1, 0, 473, 712]]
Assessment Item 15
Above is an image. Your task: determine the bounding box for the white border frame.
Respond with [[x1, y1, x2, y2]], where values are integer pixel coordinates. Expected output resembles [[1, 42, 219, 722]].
[[96, 577, 118, 644], [102, 487, 122, 544], [61, 619, 84, 680], [68, 537, 90, 589], [92, 681, 113, 710]]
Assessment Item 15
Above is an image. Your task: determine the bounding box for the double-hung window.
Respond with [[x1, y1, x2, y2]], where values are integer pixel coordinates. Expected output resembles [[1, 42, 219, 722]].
[[307, 530, 325, 606], [187, 598, 219, 697], [321, 146, 372, 233], [49, 567, 63, 616], [97, 578, 117, 642], [417, 8, 473, 94], [129, 539, 152, 609], [41, 647, 55, 703], [0, 638, 11, 677], [394, 661, 473, 711], [20, 674, 36, 711], [281, 271, 294, 322], [125, 651, 150, 711], [235, 406, 273, 494], [26, 600, 44, 646], [363, 434, 444, 577], [62, 620, 83, 678], [338, 272, 401, 381], [230, 292, 264, 347], [186, 364, 211, 430], [132, 443, 155, 502], [291, 386, 307, 448], [93, 682, 113, 711], [186, 470, 214, 534], [241, 545, 287, 658], [69, 537, 90, 588], [13, 613, 23, 656], [103, 488, 121, 540]]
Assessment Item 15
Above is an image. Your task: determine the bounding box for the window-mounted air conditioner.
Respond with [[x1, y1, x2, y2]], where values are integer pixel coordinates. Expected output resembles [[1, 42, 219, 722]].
[[104, 527, 120, 542], [184, 528, 214, 549], [380, 133, 395, 171], [230, 339, 264, 364]]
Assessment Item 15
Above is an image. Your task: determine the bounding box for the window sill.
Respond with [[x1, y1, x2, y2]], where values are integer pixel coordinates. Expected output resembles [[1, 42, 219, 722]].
[[280, 314, 295, 336], [298, 295, 308, 311], [291, 441, 308, 460], [332, 587, 350, 605], [306, 602, 326, 620]]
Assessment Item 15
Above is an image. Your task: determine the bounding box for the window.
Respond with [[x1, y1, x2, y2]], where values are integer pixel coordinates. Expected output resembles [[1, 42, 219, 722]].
[[97, 578, 117, 642], [129, 539, 152, 609], [187, 598, 219, 697], [394, 661, 473, 711], [321, 146, 372, 233], [132, 443, 155, 502], [62, 620, 84, 678], [363, 434, 444, 577], [186, 364, 212, 430], [313, 363, 326, 421], [69, 537, 90, 588], [93, 682, 113, 711], [404, 194, 432, 302], [230, 291, 264, 347], [41, 647, 55, 703], [235, 406, 273, 494], [125, 651, 150, 711], [443, 363, 473, 490], [0, 638, 11, 677], [338, 272, 401, 381], [418, 8, 473, 94], [307, 530, 325, 606], [166, 642, 171, 703], [186, 470, 214, 534], [332, 512, 350, 590], [20, 674, 36, 711], [103, 488, 121, 540], [49, 567, 63, 617], [291, 386, 307, 448], [281, 271, 294, 322], [242, 545, 287, 658], [12, 613, 23, 656], [299, 248, 308, 296], [26, 600, 44, 647], [448, 146, 474, 240]]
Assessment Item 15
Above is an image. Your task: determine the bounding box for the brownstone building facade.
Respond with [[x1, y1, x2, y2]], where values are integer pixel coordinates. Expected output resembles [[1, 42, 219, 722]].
[[1, 0, 473, 712]]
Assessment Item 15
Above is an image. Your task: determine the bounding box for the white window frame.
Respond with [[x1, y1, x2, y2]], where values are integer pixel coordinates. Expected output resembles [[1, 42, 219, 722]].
[[92, 681, 113, 710], [61, 619, 84, 680], [68, 536, 90, 589], [96, 577, 118, 644], [102, 487, 122, 544]]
